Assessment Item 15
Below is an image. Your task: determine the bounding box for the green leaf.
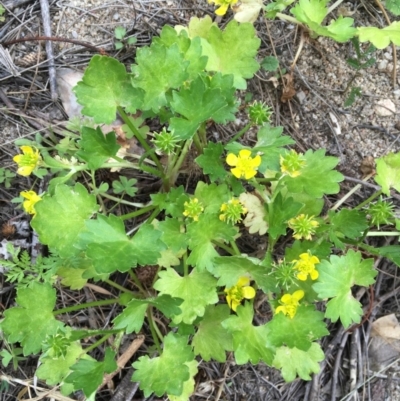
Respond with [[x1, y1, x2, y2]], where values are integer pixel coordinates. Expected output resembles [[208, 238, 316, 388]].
[[291, 0, 356, 42], [213, 255, 274, 293], [57, 266, 88, 289], [192, 305, 233, 362], [261, 56, 279, 72], [313, 250, 377, 328], [272, 343, 324, 382], [112, 176, 138, 196], [328, 209, 369, 249], [188, 18, 260, 89], [1, 283, 64, 355], [74, 55, 142, 124], [376, 245, 400, 267], [76, 126, 120, 170], [186, 213, 237, 271], [168, 360, 198, 401], [195, 142, 228, 182], [156, 218, 188, 253], [151, 186, 188, 219], [283, 149, 343, 198], [113, 299, 148, 333], [31, 183, 98, 258], [65, 348, 117, 397], [222, 303, 275, 365], [154, 26, 208, 79], [169, 74, 237, 140], [37, 342, 83, 386], [252, 124, 294, 171], [114, 26, 126, 40], [78, 216, 165, 274], [267, 306, 328, 351], [344, 87, 362, 107], [154, 267, 218, 324], [132, 333, 194, 397], [194, 181, 230, 214], [131, 42, 189, 111], [386, 0, 400, 15], [268, 193, 303, 240], [357, 22, 400, 49], [374, 152, 400, 195], [113, 295, 182, 333]]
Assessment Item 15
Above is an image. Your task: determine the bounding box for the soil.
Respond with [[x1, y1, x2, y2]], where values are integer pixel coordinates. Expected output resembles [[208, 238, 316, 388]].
[[1, 1, 400, 400]]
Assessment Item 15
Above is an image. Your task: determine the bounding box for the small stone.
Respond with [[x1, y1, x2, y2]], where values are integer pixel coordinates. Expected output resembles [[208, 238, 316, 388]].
[[378, 60, 388, 70], [393, 89, 400, 99], [295, 90, 307, 104], [375, 99, 396, 116], [113, 13, 119, 20]]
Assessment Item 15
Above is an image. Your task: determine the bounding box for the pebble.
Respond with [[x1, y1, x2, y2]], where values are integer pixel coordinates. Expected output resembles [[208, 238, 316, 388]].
[[374, 99, 396, 116], [378, 60, 388, 70]]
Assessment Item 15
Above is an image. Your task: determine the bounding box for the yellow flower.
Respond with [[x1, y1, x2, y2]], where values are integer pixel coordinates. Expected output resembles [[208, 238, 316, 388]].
[[21, 190, 42, 215], [288, 214, 319, 240], [219, 198, 247, 224], [183, 198, 204, 221], [226, 149, 261, 180], [275, 290, 304, 319], [293, 252, 320, 281], [13, 146, 41, 176], [208, 0, 238, 16], [225, 277, 256, 312]]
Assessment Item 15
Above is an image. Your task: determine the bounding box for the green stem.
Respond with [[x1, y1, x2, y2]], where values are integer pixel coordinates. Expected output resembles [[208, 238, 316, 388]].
[[366, 231, 400, 236], [102, 161, 163, 177], [212, 240, 236, 255], [183, 252, 188, 277], [53, 299, 118, 316], [105, 279, 136, 295], [147, 307, 162, 353], [228, 122, 252, 144], [119, 204, 157, 220], [117, 106, 164, 172], [168, 139, 193, 186], [275, 12, 302, 25], [128, 270, 147, 296], [143, 206, 161, 225], [230, 241, 241, 255], [84, 333, 114, 353], [355, 190, 382, 210]]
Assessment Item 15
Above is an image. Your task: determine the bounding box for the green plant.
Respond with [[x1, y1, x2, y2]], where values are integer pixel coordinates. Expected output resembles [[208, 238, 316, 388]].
[[1, 14, 400, 401], [114, 26, 137, 50], [343, 37, 376, 106], [0, 167, 16, 188]]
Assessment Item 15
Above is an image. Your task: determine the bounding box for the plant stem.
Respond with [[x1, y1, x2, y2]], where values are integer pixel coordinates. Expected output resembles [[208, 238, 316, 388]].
[[366, 231, 400, 236], [84, 333, 114, 353], [355, 190, 382, 210], [147, 307, 162, 353], [117, 106, 164, 172], [53, 299, 118, 316], [212, 240, 236, 255], [228, 122, 252, 144], [105, 279, 136, 294], [168, 139, 192, 187], [128, 270, 147, 296], [119, 204, 157, 220]]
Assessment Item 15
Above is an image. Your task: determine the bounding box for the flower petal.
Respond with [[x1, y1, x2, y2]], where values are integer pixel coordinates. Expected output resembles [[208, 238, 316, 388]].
[[215, 4, 229, 15], [251, 154, 261, 167], [311, 270, 319, 280], [239, 149, 252, 159], [242, 286, 256, 300], [230, 167, 242, 179], [297, 271, 308, 281], [226, 153, 238, 166], [244, 169, 257, 180], [293, 290, 305, 301]]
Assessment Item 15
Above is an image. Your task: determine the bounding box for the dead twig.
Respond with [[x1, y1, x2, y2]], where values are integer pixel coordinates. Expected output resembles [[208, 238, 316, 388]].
[[39, 0, 57, 101]]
